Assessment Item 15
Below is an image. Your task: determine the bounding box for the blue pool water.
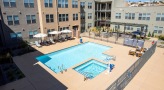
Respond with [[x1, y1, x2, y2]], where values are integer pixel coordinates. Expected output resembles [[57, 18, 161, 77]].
[[74, 60, 107, 79], [36, 42, 111, 73]]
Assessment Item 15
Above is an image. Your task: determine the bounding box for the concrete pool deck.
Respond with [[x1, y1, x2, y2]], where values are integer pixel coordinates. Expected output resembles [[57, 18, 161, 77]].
[[1, 37, 162, 90]]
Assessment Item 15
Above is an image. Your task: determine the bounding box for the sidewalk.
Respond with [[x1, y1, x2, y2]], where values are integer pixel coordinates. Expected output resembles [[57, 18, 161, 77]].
[[124, 47, 164, 90]]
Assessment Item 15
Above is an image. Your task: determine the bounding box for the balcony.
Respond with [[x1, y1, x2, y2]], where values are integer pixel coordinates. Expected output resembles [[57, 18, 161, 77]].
[[95, 17, 111, 21], [95, 8, 111, 12]]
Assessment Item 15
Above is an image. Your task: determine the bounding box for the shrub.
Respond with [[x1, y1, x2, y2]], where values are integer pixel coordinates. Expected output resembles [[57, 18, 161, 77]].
[[152, 32, 154, 37], [148, 32, 151, 37], [158, 35, 164, 40]]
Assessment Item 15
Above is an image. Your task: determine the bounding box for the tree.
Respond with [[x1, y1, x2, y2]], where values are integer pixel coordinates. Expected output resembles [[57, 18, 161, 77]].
[[148, 32, 151, 37], [152, 32, 154, 37]]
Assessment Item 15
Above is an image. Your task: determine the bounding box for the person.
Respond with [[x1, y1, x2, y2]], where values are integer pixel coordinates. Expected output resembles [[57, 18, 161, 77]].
[[80, 37, 83, 43], [108, 63, 115, 72], [152, 40, 155, 45]]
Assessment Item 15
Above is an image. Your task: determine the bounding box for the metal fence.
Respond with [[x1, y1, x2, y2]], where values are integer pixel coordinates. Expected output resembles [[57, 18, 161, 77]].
[[106, 42, 157, 90]]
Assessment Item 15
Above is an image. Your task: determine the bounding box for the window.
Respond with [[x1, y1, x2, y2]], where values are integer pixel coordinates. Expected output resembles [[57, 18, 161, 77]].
[[44, 0, 53, 7], [88, 2, 92, 9], [10, 33, 17, 38], [132, 13, 135, 20], [158, 27, 163, 34], [26, 15, 36, 24], [156, 13, 161, 21], [73, 14, 78, 21], [46, 14, 54, 23], [154, 26, 163, 34], [115, 13, 121, 19], [59, 27, 69, 31], [125, 13, 128, 19], [24, 0, 34, 8], [29, 30, 38, 39], [125, 25, 133, 30], [115, 25, 120, 30], [59, 14, 69, 22], [3, 0, 16, 7], [81, 13, 85, 19], [156, 13, 164, 21], [88, 13, 92, 19], [80, 2, 85, 8], [7, 15, 19, 25], [81, 23, 85, 27], [154, 26, 158, 33], [161, 13, 164, 21], [125, 13, 135, 20], [58, 0, 68, 8], [72, 0, 78, 8], [138, 13, 142, 20], [88, 23, 92, 29], [10, 32, 22, 39], [146, 13, 151, 20], [138, 13, 150, 21]]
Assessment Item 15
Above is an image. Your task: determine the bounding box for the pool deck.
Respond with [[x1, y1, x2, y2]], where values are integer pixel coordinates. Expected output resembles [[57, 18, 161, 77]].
[[1, 37, 163, 90]]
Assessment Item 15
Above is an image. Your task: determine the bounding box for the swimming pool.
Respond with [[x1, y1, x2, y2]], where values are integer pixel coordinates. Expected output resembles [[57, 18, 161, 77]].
[[36, 42, 111, 73], [74, 60, 107, 79]]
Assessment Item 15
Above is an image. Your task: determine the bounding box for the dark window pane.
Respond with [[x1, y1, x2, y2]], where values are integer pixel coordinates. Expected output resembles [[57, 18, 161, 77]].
[[46, 19, 49, 23], [45, 3, 48, 7], [10, 2, 16, 7], [32, 20, 36, 23], [27, 20, 31, 24], [24, 3, 29, 7], [8, 21, 13, 25], [161, 17, 164, 21], [14, 21, 19, 25], [30, 3, 34, 8], [49, 3, 53, 7], [156, 17, 160, 21], [51, 19, 54, 22], [4, 2, 9, 7]]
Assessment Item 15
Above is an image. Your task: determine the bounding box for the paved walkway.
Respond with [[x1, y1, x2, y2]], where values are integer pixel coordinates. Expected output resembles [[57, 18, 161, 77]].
[[124, 47, 164, 90]]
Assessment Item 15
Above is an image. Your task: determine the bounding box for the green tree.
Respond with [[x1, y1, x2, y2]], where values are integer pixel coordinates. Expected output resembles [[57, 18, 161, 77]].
[[152, 32, 154, 37], [148, 32, 151, 37]]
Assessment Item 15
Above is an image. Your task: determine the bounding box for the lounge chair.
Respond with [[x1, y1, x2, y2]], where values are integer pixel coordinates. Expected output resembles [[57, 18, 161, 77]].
[[136, 51, 144, 57], [129, 50, 136, 56], [35, 41, 42, 48], [136, 46, 143, 52], [137, 40, 144, 48], [123, 38, 129, 46], [49, 38, 55, 44], [128, 39, 134, 46], [132, 39, 137, 47]]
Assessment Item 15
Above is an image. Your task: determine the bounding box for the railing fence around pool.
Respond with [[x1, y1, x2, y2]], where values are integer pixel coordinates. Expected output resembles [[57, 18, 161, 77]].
[[106, 42, 157, 90]]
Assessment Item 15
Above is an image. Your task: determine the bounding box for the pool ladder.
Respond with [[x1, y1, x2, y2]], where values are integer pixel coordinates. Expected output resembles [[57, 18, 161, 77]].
[[83, 72, 93, 81], [58, 64, 67, 74]]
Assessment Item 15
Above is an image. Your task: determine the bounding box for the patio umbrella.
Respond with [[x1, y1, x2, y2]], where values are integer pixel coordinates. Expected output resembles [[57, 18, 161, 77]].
[[33, 33, 47, 38], [33, 33, 47, 42], [61, 29, 72, 33], [48, 31, 61, 35], [48, 31, 61, 40], [132, 31, 145, 35]]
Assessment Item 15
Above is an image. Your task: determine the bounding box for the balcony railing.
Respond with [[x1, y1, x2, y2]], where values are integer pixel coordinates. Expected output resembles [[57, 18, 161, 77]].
[[96, 17, 111, 21], [95, 9, 111, 12]]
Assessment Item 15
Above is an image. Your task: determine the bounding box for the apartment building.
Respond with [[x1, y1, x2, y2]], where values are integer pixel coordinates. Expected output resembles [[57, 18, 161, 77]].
[[0, 0, 81, 48], [111, 0, 164, 35], [38, 0, 80, 37], [80, 0, 164, 35], [95, 0, 112, 27], [0, 0, 40, 47], [80, 0, 95, 33]]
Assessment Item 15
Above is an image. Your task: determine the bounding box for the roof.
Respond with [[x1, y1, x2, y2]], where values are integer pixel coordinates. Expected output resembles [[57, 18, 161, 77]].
[[109, 22, 148, 27]]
